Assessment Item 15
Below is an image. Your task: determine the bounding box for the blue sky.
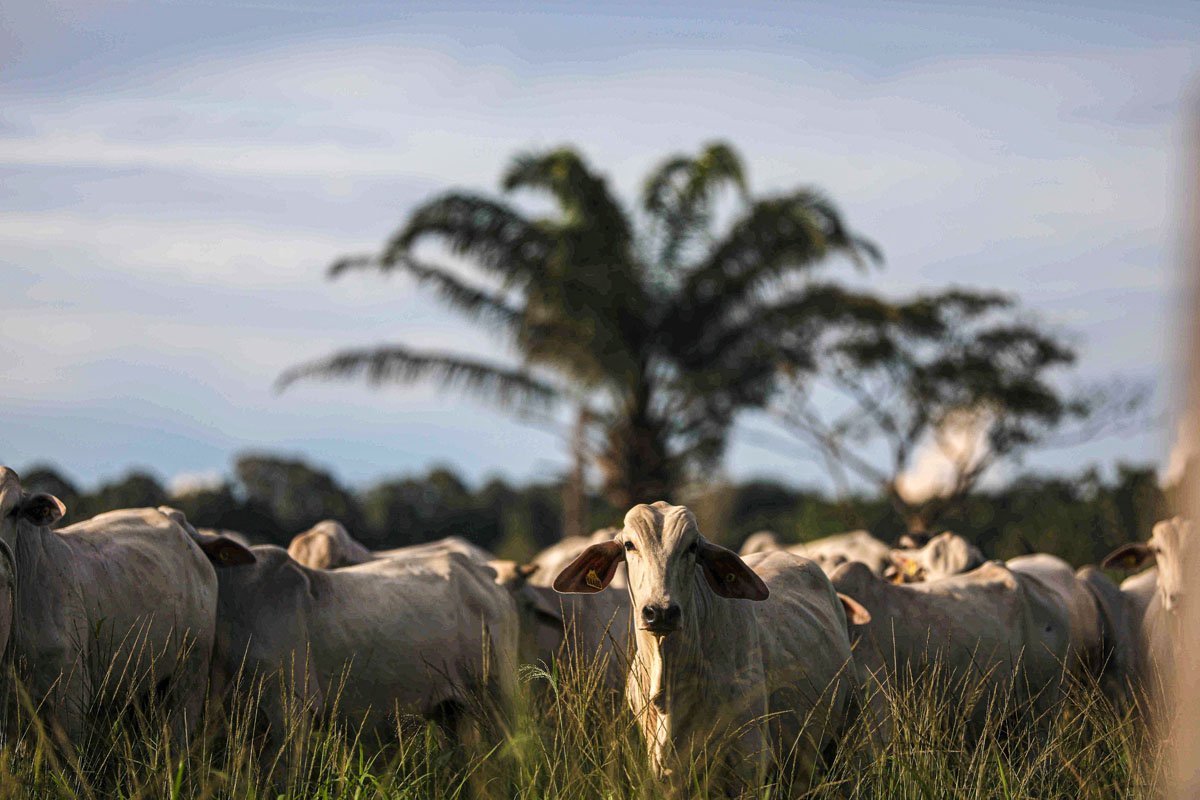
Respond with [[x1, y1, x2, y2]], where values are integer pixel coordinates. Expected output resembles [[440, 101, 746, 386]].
[[1, 1, 1197, 492]]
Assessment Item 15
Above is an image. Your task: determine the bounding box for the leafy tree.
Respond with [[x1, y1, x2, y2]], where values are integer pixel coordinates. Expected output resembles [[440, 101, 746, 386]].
[[279, 142, 877, 508], [234, 453, 359, 535], [76, 470, 168, 519], [766, 288, 1110, 533], [359, 467, 487, 548], [167, 481, 281, 542]]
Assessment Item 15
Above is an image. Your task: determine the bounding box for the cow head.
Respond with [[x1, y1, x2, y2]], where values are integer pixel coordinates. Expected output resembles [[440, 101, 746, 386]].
[[889, 531, 983, 583], [0, 467, 66, 547], [738, 530, 782, 556], [1103, 517, 1193, 614], [554, 501, 767, 637], [287, 520, 366, 569]]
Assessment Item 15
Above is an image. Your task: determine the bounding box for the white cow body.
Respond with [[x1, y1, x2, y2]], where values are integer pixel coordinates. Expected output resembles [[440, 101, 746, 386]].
[[832, 559, 1070, 729], [213, 545, 518, 742], [0, 469, 238, 746], [554, 503, 861, 790]]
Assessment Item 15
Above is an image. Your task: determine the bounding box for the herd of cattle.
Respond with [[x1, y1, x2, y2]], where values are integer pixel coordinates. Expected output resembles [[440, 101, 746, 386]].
[[0, 464, 1186, 787]]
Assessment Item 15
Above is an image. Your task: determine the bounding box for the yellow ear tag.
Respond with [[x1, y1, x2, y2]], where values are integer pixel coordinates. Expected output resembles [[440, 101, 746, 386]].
[[903, 560, 919, 577], [586, 569, 602, 589]]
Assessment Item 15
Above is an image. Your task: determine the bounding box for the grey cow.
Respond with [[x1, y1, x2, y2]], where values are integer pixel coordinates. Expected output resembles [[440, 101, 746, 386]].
[[832, 559, 1071, 733], [0, 467, 251, 747], [211, 545, 518, 747], [890, 531, 1136, 706]]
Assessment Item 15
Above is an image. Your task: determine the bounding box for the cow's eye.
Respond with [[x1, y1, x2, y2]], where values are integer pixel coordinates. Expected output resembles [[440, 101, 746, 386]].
[[624, 541, 636, 552], [686, 541, 698, 556]]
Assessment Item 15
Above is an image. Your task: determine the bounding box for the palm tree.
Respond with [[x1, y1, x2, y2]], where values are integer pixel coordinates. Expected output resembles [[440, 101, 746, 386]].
[[279, 142, 879, 508]]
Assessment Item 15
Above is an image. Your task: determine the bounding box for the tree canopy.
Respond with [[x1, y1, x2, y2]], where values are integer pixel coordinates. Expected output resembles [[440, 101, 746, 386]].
[[765, 287, 1118, 532], [280, 142, 878, 507]]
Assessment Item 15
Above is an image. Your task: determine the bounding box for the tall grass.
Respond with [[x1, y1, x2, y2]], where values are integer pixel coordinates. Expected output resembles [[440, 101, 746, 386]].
[[0, 650, 1161, 799]]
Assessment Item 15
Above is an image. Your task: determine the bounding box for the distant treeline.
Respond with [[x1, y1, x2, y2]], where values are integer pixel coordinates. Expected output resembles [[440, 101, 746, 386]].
[[17, 453, 1169, 568]]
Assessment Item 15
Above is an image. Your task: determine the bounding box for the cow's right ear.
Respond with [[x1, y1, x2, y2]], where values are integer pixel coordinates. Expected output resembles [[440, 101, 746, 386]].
[[838, 592, 871, 625], [18, 493, 65, 527], [198, 536, 257, 567], [553, 541, 624, 594], [1102, 542, 1153, 572]]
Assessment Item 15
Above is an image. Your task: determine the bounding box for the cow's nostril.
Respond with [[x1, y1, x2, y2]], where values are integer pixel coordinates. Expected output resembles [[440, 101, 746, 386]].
[[642, 604, 680, 629]]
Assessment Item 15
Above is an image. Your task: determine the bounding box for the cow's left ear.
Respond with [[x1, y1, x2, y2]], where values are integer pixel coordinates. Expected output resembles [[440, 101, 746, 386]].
[[697, 540, 769, 601], [18, 493, 65, 527], [197, 536, 257, 567]]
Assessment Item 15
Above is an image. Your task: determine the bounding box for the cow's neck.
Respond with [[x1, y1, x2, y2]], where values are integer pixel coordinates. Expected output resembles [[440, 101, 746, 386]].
[[5, 520, 59, 580], [6, 521, 68, 631], [628, 574, 759, 771]]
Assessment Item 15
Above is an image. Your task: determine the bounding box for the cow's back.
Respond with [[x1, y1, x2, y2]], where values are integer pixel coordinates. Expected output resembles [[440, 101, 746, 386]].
[[376, 536, 494, 566], [56, 508, 215, 641]]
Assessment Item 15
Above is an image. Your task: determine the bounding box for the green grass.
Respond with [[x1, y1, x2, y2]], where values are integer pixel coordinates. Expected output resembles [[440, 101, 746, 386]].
[[0, 652, 1161, 800]]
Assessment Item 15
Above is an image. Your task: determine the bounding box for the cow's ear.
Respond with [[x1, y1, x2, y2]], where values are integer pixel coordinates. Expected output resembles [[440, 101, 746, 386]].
[[838, 592, 871, 625], [1102, 542, 1153, 572], [554, 541, 624, 594], [18, 493, 65, 527], [198, 536, 257, 567], [697, 540, 769, 601], [889, 551, 921, 581]]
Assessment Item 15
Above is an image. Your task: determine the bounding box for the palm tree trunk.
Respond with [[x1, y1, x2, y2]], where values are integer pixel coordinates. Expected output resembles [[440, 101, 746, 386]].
[[599, 383, 676, 509], [562, 405, 589, 539]]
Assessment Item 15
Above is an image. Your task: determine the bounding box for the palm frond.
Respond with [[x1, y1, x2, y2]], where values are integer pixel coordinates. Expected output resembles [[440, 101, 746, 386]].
[[642, 141, 748, 268], [400, 256, 523, 330], [389, 192, 553, 285], [502, 148, 632, 250], [276, 346, 561, 410], [328, 250, 522, 331], [327, 253, 379, 276], [682, 190, 882, 321]]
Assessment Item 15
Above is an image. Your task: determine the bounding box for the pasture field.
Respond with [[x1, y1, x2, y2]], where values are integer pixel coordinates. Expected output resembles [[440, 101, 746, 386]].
[[0, 648, 1158, 800]]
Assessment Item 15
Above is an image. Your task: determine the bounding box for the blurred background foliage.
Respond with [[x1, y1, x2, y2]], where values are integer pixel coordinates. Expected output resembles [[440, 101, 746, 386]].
[[17, 453, 1170, 568]]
